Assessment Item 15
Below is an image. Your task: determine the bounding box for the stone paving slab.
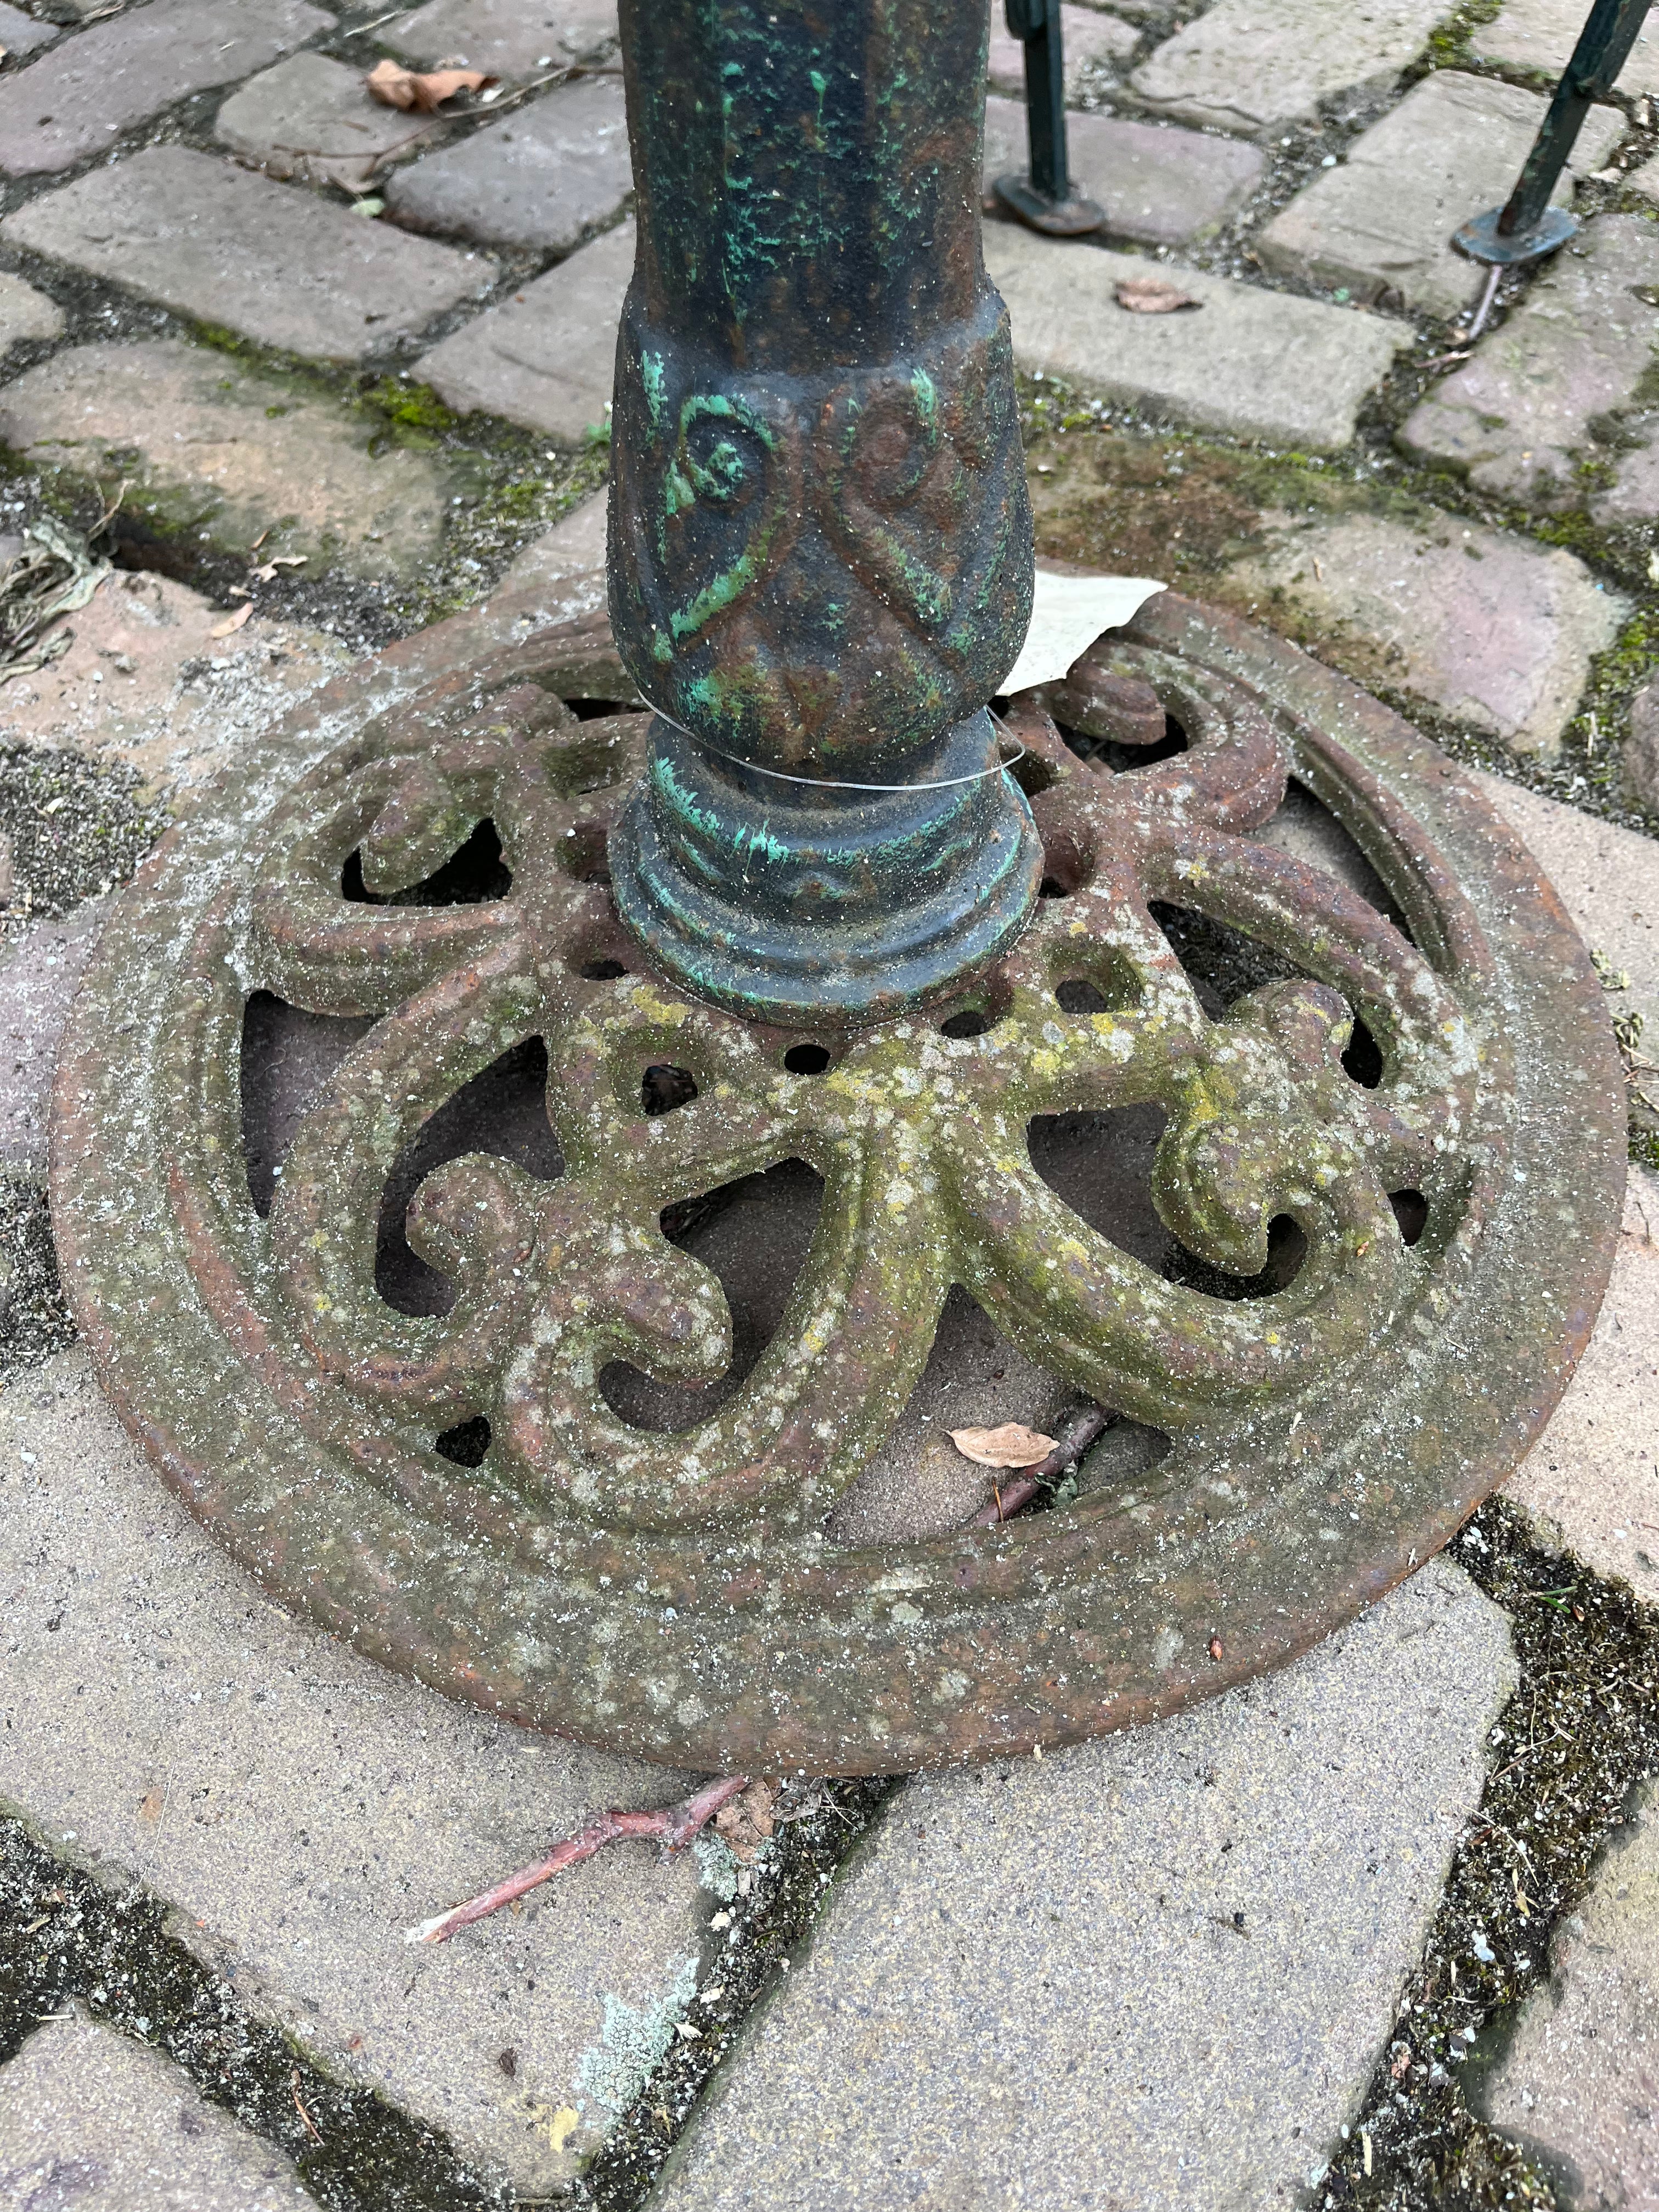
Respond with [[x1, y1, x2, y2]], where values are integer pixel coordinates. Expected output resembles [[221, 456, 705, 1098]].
[[420, 216, 632, 441], [382, 0, 622, 74], [3, 147, 494, 365], [1471, 769, 1659, 1056], [490, 484, 610, 628], [654, 1558, 1515, 2211], [1220, 509, 1627, 757], [0, 271, 61, 356], [217, 52, 445, 193], [386, 74, 631, 253], [0, 901, 104, 1185], [0, 340, 454, 579], [0, 1348, 721, 2197], [988, 4, 1138, 99], [985, 228, 1410, 448], [0, 3, 59, 60], [1259, 72, 1626, 321], [1129, 0, 1448, 136], [1473, 1780, 1659, 2206], [983, 94, 1265, 248], [0, 2006, 321, 2210], [1472, 0, 1659, 99], [1505, 1168, 1659, 1611], [0, 567, 348, 791], [0, 0, 331, 180], [1400, 215, 1659, 511]]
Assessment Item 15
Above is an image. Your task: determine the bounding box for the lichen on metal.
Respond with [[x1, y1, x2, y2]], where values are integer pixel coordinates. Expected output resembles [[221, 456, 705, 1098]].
[[51, 590, 1624, 1773], [46, 0, 1624, 1774]]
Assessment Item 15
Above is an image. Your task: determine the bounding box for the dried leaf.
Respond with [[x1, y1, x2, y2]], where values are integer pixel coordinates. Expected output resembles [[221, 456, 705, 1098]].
[[366, 58, 496, 111], [210, 602, 252, 639], [1114, 275, 1202, 315], [948, 1421, 1058, 1469], [713, 1779, 776, 1863], [251, 555, 307, 582]]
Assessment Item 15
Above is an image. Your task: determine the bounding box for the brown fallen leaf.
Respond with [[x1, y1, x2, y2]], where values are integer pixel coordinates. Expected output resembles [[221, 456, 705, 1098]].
[[713, 1779, 776, 1864], [366, 58, 496, 111], [136, 1788, 165, 1824], [949, 1421, 1059, 1469], [210, 602, 253, 639], [1114, 275, 1203, 315], [251, 555, 308, 582]]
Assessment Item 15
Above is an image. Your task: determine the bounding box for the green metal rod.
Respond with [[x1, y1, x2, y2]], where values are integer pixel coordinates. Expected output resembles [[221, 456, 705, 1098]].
[[1499, 0, 1650, 236]]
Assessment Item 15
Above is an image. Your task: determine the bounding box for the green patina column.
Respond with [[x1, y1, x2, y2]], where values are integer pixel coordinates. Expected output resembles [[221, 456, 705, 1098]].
[[607, 0, 1043, 1028]]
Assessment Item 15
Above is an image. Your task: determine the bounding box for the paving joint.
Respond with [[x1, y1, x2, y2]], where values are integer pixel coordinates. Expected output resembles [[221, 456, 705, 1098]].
[[0, 1805, 509, 2210], [572, 1782, 896, 2212], [1322, 1496, 1659, 2209]]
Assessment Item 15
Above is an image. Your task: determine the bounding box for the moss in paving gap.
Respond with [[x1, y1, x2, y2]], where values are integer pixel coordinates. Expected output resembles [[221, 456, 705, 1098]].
[[0, 1813, 509, 2211], [1414, 0, 1505, 81], [0, 1179, 74, 1382], [1018, 372, 1659, 848], [575, 1779, 896, 2211], [1321, 1497, 1659, 2211], [0, 740, 167, 932], [0, 314, 609, 651]]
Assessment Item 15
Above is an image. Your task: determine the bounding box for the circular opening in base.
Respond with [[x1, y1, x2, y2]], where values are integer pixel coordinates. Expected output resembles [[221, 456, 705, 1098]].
[[783, 1043, 833, 1075]]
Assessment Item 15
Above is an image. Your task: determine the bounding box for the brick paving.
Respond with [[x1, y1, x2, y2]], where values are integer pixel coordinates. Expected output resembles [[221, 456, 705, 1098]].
[[0, 1, 1655, 2207]]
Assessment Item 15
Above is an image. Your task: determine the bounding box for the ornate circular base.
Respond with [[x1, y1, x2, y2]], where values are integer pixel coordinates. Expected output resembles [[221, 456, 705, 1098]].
[[50, 593, 1623, 1774]]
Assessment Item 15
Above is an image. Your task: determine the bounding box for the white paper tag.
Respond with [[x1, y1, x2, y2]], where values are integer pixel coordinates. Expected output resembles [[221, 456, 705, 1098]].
[[998, 570, 1166, 697]]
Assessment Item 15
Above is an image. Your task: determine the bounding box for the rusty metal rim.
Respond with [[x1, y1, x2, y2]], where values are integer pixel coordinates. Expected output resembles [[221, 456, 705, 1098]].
[[50, 594, 1624, 1775]]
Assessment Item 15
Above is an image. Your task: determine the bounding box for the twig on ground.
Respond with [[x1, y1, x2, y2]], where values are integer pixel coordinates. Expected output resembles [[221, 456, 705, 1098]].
[[969, 1402, 1110, 1525], [408, 1400, 1109, 1944], [290, 2067, 324, 2143], [405, 1774, 750, 1945]]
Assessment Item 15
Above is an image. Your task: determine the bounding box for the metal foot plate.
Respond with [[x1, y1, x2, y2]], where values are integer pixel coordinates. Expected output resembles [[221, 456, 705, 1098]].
[[51, 594, 1623, 1773]]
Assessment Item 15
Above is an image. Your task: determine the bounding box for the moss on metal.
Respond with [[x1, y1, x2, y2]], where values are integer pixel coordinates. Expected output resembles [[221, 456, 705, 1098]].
[[49, 591, 1623, 1775]]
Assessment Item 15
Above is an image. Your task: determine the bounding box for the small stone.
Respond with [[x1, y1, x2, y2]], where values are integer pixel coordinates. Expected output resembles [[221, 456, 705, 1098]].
[[1472, 0, 1659, 97], [2, 146, 495, 363], [0, 902, 105, 1185], [0, 340, 456, 580], [0, 2007, 321, 2209], [1398, 215, 1659, 507], [1220, 511, 1627, 757], [0, 1352, 714, 2196], [984, 226, 1410, 449], [987, 4, 1138, 100], [1628, 675, 1659, 814], [386, 76, 631, 252], [1258, 74, 1626, 320], [1504, 1168, 1659, 1606], [1475, 1779, 1659, 2198], [983, 94, 1265, 248], [654, 1559, 1516, 2212], [420, 217, 631, 439], [1130, 0, 1448, 135], [0, 0, 330, 179], [381, 0, 620, 74], [0, 567, 347, 792], [0, 3, 59, 59], [0, 270, 62, 356], [217, 52, 445, 193]]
